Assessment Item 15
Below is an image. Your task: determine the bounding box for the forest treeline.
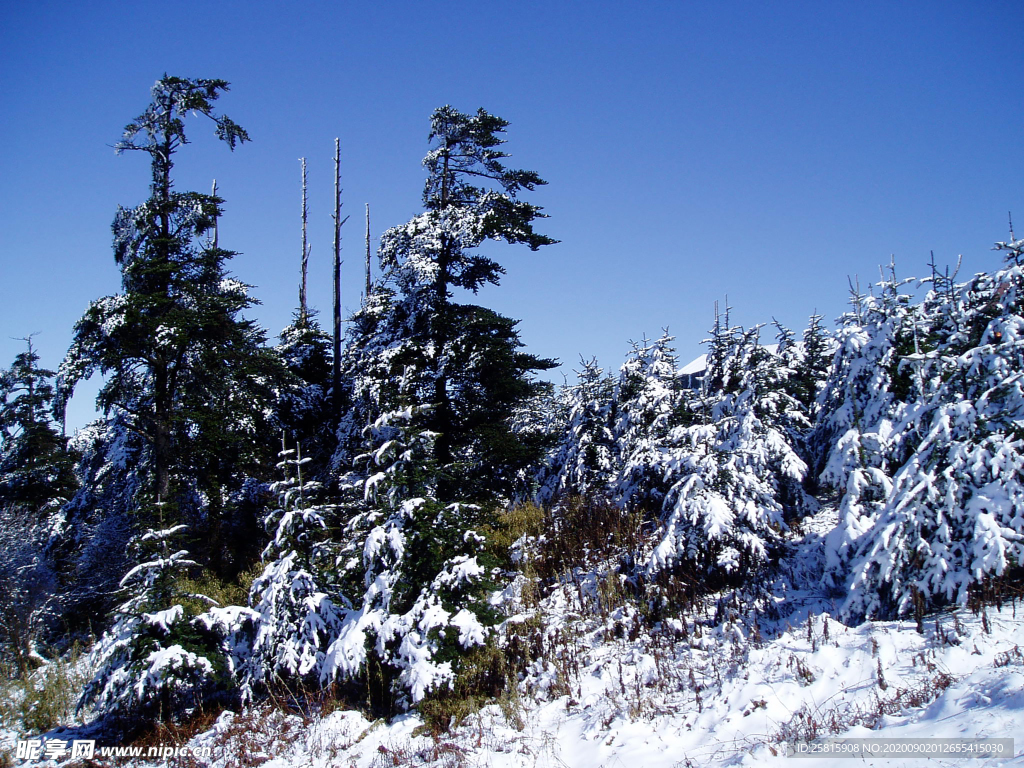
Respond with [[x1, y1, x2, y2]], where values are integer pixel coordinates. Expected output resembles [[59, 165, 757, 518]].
[[1, 76, 1022, 732]]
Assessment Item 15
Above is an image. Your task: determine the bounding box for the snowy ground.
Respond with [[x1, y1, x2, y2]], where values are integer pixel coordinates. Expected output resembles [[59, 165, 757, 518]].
[[170, 604, 1023, 768], [7, 508, 1024, 767]]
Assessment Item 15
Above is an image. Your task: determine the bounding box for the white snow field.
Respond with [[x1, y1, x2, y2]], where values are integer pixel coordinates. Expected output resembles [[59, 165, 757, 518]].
[[150, 513, 1024, 766], [176, 605, 1024, 768], [8, 507, 1024, 767]]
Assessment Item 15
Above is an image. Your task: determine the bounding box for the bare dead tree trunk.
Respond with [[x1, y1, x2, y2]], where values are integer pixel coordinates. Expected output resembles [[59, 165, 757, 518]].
[[365, 203, 371, 300], [300, 158, 310, 325], [332, 139, 348, 423], [211, 179, 219, 250]]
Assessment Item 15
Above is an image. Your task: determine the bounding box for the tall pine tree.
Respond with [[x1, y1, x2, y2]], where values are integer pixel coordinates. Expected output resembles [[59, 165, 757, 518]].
[[326, 106, 556, 709], [58, 77, 284, 556]]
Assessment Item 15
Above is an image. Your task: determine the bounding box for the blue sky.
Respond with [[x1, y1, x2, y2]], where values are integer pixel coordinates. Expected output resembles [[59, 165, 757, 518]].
[[3, 1, 1023, 430]]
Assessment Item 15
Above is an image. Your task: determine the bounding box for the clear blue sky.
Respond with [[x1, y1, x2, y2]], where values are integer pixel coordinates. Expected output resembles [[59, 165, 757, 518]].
[[3, 0, 1023, 430]]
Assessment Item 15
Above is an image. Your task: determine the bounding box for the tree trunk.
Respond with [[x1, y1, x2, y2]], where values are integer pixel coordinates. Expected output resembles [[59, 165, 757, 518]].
[[152, 127, 175, 503], [365, 203, 371, 300], [332, 139, 344, 424], [300, 158, 309, 325], [432, 146, 454, 483], [154, 362, 171, 502]]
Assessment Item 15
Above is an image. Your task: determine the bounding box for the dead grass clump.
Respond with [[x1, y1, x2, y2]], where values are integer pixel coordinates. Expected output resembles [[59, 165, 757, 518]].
[[417, 643, 517, 737], [994, 645, 1024, 668], [1, 647, 87, 736], [771, 669, 957, 748], [202, 705, 301, 768], [535, 496, 644, 580]]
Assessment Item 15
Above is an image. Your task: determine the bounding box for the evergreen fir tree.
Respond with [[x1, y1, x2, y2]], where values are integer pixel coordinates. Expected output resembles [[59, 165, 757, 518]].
[[840, 246, 1024, 618], [507, 378, 561, 503], [0, 338, 77, 514], [277, 315, 334, 473], [79, 516, 222, 723], [325, 106, 555, 708], [55, 417, 144, 629], [536, 357, 616, 504], [789, 313, 833, 415], [365, 105, 558, 501], [649, 321, 811, 583], [613, 331, 687, 510], [815, 264, 918, 592], [57, 76, 285, 559], [242, 438, 341, 699], [0, 339, 76, 672]]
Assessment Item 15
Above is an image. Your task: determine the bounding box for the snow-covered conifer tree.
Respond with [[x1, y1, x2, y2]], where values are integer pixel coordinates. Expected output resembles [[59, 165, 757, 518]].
[[241, 439, 342, 699], [324, 106, 555, 709], [277, 316, 334, 472], [536, 357, 616, 504], [613, 331, 687, 510], [0, 340, 71, 672], [840, 245, 1024, 617], [815, 264, 918, 591], [649, 320, 810, 583], [57, 77, 285, 553], [49, 418, 142, 632], [508, 380, 562, 502], [770, 316, 833, 421], [0, 338, 77, 515], [80, 517, 221, 722]]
